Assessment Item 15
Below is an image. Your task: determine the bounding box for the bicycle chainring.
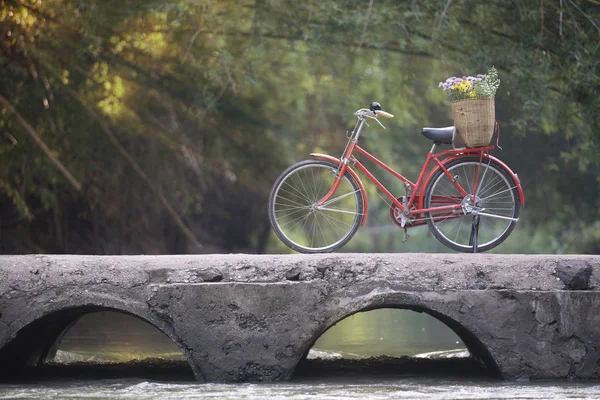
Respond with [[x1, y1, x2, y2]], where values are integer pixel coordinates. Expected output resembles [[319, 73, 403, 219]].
[[390, 197, 411, 228]]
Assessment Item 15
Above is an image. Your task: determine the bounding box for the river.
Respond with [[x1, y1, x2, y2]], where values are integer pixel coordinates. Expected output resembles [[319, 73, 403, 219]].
[[2, 310, 600, 399], [1, 379, 600, 399]]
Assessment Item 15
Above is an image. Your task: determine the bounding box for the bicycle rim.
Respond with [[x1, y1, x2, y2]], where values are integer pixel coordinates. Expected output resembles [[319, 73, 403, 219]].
[[426, 159, 519, 252], [269, 161, 363, 253]]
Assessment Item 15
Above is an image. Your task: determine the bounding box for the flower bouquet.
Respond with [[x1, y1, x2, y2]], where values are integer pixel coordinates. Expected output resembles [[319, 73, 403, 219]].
[[439, 67, 500, 148]]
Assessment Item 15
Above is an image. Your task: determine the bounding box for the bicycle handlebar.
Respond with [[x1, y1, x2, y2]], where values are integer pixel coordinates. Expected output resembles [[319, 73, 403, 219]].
[[353, 106, 394, 130], [375, 110, 394, 119], [353, 108, 395, 120]]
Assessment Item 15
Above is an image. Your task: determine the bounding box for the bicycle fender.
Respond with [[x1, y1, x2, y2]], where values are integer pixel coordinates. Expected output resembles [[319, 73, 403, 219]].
[[310, 153, 368, 226], [485, 155, 525, 206], [420, 154, 525, 208]]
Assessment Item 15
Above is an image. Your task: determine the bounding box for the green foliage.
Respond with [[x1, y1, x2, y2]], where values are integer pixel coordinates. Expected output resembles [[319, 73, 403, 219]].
[[0, 0, 599, 254]]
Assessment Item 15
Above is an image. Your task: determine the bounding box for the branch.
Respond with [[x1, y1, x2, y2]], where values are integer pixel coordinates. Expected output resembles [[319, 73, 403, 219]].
[[567, 0, 600, 34], [456, 18, 559, 57], [0, 91, 83, 192], [356, 0, 374, 50], [174, 29, 439, 60], [182, 27, 203, 63], [434, 0, 453, 39], [34, 55, 204, 250], [60, 86, 205, 251]]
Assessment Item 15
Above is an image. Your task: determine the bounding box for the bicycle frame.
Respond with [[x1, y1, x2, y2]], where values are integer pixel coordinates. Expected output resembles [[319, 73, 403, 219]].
[[311, 115, 524, 227]]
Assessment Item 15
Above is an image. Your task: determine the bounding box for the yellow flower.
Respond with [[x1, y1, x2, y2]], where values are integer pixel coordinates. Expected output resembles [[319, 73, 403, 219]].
[[465, 81, 471, 87], [468, 91, 476, 98]]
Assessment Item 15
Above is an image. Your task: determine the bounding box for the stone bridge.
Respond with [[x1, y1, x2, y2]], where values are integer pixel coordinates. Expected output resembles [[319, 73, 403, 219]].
[[0, 254, 599, 382]]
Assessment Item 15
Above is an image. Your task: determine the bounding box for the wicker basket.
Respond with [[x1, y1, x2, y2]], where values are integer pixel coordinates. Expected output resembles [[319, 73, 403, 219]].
[[451, 98, 495, 148]]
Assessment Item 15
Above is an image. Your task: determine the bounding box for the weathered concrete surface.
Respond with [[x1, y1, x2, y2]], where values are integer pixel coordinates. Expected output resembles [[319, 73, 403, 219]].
[[1, 254, 600, 382]]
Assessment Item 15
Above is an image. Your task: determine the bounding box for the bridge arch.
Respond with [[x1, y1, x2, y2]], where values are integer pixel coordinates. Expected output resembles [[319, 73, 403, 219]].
[[0, 295, 201, 379], [295, 291, 501, 377]]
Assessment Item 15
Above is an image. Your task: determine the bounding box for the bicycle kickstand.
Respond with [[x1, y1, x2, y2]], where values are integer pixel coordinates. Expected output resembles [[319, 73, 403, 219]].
[[402, 228, 410, 243], [471, 215, 480, 253]]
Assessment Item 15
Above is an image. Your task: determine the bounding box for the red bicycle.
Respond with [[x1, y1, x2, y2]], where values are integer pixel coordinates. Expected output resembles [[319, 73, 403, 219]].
[[268, 102, 524, 253]]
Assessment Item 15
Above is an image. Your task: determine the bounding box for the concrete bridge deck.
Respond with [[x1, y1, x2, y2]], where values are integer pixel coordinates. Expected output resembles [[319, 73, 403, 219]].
[[0, 253, 599, 382]]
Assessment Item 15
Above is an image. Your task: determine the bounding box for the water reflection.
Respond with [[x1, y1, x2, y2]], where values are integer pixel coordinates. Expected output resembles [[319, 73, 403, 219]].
[[54, 309, 467, 363], [54, 312, 184, 363], [311, 309, 467, 359]]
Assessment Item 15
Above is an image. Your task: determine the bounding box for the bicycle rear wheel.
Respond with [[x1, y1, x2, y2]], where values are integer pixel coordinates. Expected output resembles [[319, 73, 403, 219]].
[[268, 159, 364, 253], [424, 156, 520, 252]]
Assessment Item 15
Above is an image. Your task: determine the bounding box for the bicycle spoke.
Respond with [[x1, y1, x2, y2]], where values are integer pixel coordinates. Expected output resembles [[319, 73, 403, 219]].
[[279, 184, 312, 205], [479, 185, 518, 202], [479, 177, 505, 199], [434, 213, 459, 228], [461, 167, 471, 194], [475, 162, 491, 197], [304, 169, 317, 203], [448, 218, 464, 241], [274, 208, 308, 220], [299, 209, 312, 232], [320, 211, 355, 228], [317, 206, 362, 215], [320, 210, 348, 238], [315, 213, 328, 247], [478, 169, 499, 196], [279, 210, 313, 230], [296, 170, 314, 204], [274, 201, 310, 211], [274, 196, 311, 211], [315, 171, 325, 202], [310, 168, 318, 203], [480, 215, 499, 235], [321, 189, 361, 207], [309, 213, 316, 248]]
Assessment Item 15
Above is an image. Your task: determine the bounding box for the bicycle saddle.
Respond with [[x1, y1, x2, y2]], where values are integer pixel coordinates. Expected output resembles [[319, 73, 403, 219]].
[[421, 126, 455, 144]]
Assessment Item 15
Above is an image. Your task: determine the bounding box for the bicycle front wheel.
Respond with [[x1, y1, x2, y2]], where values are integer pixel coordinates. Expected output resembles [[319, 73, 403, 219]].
[[424, 156, 520, 252], [268, 159, 364, 253]]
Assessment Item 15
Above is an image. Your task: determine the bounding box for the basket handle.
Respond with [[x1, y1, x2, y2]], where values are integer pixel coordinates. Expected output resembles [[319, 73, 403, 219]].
[[495, 121, 502, 150], [451, 127, 465, 151]]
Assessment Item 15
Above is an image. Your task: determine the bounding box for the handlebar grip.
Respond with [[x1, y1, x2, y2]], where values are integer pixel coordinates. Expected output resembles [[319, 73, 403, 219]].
[[376, 110, 394, 119]]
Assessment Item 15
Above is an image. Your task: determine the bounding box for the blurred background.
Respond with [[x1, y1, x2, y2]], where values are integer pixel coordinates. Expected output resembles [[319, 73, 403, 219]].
[[1, 0, 599, 255]]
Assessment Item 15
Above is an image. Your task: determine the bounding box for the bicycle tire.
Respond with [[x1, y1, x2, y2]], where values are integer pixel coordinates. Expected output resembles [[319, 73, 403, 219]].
[[268, 159, 364, 253], [423, 156, 520, 252]]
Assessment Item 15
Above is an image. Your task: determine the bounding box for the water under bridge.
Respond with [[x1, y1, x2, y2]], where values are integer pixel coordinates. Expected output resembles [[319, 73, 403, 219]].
[[0, 253, 599, 382]]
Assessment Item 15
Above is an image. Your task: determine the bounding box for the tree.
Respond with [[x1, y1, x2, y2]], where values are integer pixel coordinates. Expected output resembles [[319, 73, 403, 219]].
[[1, 0, 598, 254]]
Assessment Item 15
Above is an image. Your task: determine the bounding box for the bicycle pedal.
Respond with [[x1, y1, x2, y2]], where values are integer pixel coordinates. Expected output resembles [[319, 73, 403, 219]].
[[402, 229, 410, 243]]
